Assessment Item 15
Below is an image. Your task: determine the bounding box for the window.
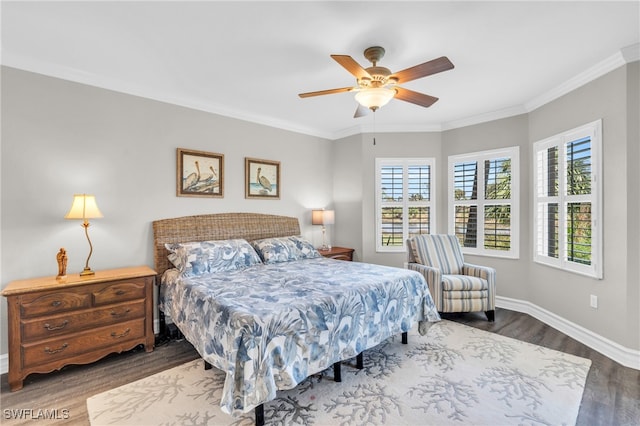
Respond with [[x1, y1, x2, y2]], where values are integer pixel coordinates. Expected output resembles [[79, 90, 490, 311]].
[[448, 147, 519, 258], [375, 158, 435, 252], [533, 120, 602, 278]]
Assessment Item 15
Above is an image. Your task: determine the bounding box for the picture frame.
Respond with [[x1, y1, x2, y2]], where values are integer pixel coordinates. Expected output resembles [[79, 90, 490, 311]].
[[245, 157, 280, 199], [176, 148, 224, 198]]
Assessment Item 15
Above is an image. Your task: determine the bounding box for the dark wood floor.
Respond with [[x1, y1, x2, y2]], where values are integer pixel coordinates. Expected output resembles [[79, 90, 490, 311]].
[[2, 308, 638, 425]]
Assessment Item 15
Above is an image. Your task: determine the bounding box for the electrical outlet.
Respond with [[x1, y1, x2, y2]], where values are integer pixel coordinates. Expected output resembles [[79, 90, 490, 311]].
[[590, 294, 598, 309]]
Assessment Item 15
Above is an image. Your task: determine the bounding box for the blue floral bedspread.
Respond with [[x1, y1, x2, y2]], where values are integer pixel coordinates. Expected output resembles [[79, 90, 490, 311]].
[[161, 257, 440, 416]]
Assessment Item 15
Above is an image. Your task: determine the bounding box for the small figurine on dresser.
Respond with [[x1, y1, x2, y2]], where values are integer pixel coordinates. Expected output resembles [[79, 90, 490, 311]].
[[56, 247, 67, 279]]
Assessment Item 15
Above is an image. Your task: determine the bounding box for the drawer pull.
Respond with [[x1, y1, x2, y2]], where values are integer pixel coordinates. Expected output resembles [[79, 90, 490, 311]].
[[111, 328, 131, 339], [44, 320, 69, 331], [110, 308, 131, 318], [44, 343, 68, 355], [115, 290, 126, 296], [51, 300, 62, 307]]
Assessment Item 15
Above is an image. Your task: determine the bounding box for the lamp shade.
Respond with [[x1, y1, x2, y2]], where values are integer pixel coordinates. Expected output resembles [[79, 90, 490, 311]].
[[312, 209, 335, 226], [355, 87, 395, 110], [64, 194, 103, 221]]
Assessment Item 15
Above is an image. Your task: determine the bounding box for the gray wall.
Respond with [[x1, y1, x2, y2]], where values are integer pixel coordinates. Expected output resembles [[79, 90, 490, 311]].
[[332, 131, 442, 266], [334, 64, 639, 352], [440, 115, 530, 302], [1, 61, 638, 362], [628, 62, 640, 351], [331, 134, 363, 260], [528, 64, 638, 350], [0, 67, 333, 355]]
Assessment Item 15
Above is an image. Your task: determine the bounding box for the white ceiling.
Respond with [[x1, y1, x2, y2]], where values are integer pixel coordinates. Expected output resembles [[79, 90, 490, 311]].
[[2, 1, 639, 140]]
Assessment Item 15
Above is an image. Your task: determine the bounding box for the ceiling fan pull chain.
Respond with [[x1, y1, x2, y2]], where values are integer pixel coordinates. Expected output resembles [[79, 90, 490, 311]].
[[373, 110, 377, 146]]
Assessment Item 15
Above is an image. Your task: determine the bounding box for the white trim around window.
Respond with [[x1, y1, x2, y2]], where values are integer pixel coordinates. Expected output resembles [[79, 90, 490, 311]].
[[375, 158, 436, 252], [532, 119, 602, 279], [448, 146, 520, 259]]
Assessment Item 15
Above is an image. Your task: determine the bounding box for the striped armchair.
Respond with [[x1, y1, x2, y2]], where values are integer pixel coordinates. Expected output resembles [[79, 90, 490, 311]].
[[406, 234, 496, 321]]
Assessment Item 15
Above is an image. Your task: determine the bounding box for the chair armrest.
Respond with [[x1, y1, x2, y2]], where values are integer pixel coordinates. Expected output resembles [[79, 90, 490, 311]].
[[463, 263, 496, 284], [407, 262, 443, 311], [406, 262, 441, 286]]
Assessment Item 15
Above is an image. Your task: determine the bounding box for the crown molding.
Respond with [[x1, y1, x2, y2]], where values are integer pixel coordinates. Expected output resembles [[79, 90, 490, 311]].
[[4, 44, 637, 141], [524, 45, 636, 113], [621, 42, 640, 63], [1, 52, 335, 140], [440, 105, 528, 131], [332, 44, 639, 138]]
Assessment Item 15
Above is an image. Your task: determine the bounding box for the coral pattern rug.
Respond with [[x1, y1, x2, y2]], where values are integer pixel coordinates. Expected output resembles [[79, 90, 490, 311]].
[[87, 320, 591, 425]]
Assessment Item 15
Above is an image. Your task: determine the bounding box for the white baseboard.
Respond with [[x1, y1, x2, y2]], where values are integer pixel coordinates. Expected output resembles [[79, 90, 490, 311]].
[[1, 298, 637, 375], [497, 296, 640, 370], [0, 353, 7, 376]]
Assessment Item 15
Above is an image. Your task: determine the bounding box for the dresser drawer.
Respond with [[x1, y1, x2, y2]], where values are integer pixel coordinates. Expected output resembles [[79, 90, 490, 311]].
[[20, 291, 91, 318], [326, 253, 353, 261], [92, 279, 146, 306], [21, 300, 146, 342], [318, 247, 354, 262], [3, 265, 156, 391], [21, 318, 146, 368]]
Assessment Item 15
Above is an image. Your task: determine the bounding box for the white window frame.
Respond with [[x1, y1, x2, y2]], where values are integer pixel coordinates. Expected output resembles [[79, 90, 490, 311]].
[[447, 146, 520, 259], [375, 158, 436, 252], [532, 119, 602, 279]]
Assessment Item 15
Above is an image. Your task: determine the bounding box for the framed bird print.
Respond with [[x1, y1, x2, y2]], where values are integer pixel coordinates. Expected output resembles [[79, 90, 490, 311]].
[[177, 148, 224, 198], [245, 157, 280, 199]]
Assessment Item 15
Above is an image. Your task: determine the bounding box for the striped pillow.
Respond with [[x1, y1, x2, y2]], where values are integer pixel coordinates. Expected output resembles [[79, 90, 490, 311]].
[[409, 234, 464, 275]]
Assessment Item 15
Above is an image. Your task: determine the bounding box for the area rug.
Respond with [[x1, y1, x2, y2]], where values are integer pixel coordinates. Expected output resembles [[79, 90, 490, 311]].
[[87, 320, 591, 425]]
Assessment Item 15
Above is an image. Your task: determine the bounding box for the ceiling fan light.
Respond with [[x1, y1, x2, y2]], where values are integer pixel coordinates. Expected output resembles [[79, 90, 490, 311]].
[[355, 87, 396, 111]]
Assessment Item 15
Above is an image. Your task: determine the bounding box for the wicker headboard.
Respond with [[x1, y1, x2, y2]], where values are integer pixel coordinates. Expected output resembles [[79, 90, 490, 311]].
[[152, 212, 301, 276]]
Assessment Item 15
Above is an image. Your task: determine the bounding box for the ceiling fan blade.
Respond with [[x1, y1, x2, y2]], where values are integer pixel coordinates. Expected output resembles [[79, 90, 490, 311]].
[[354, 104, 369, 118], [394, 87, 439, 108], [298, 87, 354, 98], [331, 55, 372, 80], [391, 56, 454, 84]]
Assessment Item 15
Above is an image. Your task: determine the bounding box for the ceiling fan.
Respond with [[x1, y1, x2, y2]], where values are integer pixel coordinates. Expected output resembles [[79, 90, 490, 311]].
[[298, 46, 454, 117]]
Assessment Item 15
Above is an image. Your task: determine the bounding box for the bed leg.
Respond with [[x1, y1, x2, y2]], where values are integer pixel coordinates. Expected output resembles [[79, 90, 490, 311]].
[[333, 362, 342, 382], [255, 404, 264, 426], [159, 310, 167, 337], [402, 332, 408, 344], [356, 353, 364, 369], [204, 360, 212, 370]]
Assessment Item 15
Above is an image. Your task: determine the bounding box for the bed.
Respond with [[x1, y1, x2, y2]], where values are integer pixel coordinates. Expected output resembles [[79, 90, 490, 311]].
[[152, 212, 440, 424]]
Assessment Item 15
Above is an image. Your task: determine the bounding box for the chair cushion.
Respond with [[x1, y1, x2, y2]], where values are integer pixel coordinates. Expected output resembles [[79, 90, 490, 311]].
[[442, 275, 488, 291], [444, 290, 489, 299], [442, 297, 489, 313], [409, 235, 464, 274]]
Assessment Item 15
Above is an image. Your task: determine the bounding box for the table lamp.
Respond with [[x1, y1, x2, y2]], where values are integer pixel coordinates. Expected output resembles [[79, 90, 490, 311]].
[[312, 209, 334, 250], [65, 194, 103, 276]]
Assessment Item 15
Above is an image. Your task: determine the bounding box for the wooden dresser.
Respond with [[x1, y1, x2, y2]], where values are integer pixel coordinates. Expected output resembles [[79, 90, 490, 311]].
[[2, 266, 156, 391], [318, 246, 354, 261]]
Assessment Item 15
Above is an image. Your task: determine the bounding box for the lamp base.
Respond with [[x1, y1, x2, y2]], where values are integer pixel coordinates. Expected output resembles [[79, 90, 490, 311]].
[[80, 267, 95, 276]]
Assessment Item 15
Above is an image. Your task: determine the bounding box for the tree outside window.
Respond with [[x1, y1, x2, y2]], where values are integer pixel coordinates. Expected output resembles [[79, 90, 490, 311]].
[[376, 159, 435, 252], [449, 147, 519, 259], [533, 120, 602, 278]]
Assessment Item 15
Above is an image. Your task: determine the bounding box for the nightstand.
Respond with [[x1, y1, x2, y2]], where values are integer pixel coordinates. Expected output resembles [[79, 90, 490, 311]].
[[318, 246, 354, 261], [2, 266, 156, 391]]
